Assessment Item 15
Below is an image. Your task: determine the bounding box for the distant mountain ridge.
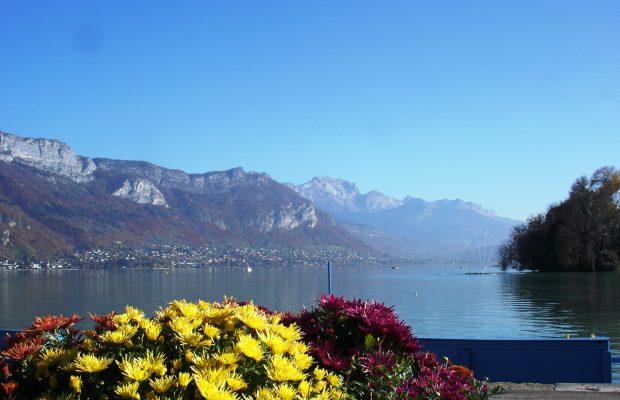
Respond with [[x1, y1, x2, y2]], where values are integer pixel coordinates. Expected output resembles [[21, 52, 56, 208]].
[[289, 177, 521, 263], [0, 131, 367, 263], [0, 130, 520, 266]]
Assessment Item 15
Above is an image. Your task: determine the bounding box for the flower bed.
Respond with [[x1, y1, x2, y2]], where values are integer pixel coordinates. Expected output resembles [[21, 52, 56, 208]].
[[1, 296, 492, 400]]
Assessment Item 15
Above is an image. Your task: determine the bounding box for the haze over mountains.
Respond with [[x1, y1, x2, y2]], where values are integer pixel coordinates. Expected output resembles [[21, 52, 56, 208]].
[[289, 177, 521, 263], [0, 130, 519, 265]]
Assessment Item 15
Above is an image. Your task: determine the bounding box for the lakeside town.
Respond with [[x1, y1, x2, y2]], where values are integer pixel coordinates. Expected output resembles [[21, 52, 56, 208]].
[[0, 244, 403, 270]]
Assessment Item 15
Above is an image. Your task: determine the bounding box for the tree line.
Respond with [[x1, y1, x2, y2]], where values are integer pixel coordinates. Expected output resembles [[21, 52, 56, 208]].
[[499, 166, 620, 272]]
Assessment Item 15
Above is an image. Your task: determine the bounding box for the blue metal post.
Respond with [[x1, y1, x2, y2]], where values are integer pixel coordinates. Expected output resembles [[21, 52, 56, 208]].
[[327, 261, 332, 294]]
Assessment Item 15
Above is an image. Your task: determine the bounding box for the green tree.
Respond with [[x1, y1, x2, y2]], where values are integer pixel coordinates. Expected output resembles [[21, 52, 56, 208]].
[[500, 166, 620, 272]]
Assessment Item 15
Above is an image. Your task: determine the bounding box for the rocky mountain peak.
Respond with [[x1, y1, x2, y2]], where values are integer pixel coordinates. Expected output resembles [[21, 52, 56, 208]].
[[0, 131, 96, 183], [292, 176, 401, 213], [308, 177, 360, 199]]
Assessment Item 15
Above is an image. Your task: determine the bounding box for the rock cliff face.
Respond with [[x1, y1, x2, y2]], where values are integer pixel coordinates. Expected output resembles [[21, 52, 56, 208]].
[[0, 131, 96, 183], [0, 131, 363, 262], [112, 179, 169, 208]]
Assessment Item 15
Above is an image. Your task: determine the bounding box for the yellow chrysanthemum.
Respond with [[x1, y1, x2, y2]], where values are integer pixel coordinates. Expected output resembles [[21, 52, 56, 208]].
[[203, 323, 220, 339], [225, 372, 248, 392], [266, 355, 307, 382], [58, 348, 79, 370], [72, 354, 113, 373], [276, 384, 297, 400], [313, 368, 327, 382], [82, 337, 98, 352], [315, 380, 327, 392], [313, 390, 333, 400], [115, 381, 141, 400], [192, 355, 216, 370], [235, 334, 263, 361], [254, 388, 277, 400], [293, 352, 313, 371], [187, 350, 201, 364], [145, 351, 167, 377], [125, 305, 145, 322], [287, 341, 309, 356], [298, 380, 312, 398], [100, 325, 137, 345], [69, 375, 82, 393], [235, 304, 267, 331], [138, 318, 153, 330], [145, 323, 163, 342], [270, 323, 302, 342], [258, 332, 288, 355], [113, 313, 132, 325], [156, 305, 178, 320], [117, 355, 152, 382], [192, 366, 229, 383], [195, 377, 239, 400], [326, 373, 341, 387], [204, 307, 236, 324], [215, 352, 240, 366], [224, 319, 237, 332], [177, 372, 193, 388], [38, 348, 66, 367], [171, 358, 183, 371], [149, 375, 175, 394], [172, 299, 201, 318], [169, 317, 196, 336], [178, 332, 212, 347]]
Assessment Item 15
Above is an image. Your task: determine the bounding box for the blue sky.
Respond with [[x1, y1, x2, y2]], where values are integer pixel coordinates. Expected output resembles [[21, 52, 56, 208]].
[[1, 1, 618, 220]]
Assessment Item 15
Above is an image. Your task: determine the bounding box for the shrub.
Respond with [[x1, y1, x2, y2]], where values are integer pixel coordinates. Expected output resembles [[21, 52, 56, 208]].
[[281, 295, 491, 400], [1, 299, 345, 400], [1, 296, 492, 400]]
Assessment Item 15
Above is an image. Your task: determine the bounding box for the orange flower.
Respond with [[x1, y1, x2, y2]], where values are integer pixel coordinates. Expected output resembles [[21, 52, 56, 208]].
[[31, 314, 83, 332], [450, 364, 474, 379], [90, 312, 117, 331], [1, 336, 46, 361], [2, 382, 18, 396]]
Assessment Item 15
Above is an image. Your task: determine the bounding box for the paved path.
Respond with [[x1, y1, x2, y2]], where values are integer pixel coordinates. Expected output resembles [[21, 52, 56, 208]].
[[490, 383, 620, 399]]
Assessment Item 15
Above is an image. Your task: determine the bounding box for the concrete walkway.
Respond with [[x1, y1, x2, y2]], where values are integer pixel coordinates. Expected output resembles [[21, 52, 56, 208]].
[[490, 383, 620, 399]]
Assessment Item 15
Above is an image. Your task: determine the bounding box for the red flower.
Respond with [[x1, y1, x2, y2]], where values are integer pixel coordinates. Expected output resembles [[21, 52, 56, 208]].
[[1, 362, 11, 378], [89, 312, 117, 331], [31, 314, 83, 332], [2, 382, 18, 396], [359, 350, 395, 376], [1, 336, 46, 361]]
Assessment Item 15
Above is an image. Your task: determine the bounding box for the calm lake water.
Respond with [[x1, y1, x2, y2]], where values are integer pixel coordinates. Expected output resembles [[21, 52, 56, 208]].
[[1, 265, 619, 379]]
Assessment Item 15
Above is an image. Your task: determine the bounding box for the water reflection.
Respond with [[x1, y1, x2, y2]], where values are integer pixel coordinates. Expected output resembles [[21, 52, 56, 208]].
[[500, 272, 620, 338]]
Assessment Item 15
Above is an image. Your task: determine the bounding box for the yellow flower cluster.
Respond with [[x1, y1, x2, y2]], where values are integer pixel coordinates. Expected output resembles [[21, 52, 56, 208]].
[[29, 299, 347, 400]]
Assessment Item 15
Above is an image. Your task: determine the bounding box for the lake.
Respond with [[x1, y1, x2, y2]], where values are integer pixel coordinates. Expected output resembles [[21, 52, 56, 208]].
[[1, 265, 619, 379]]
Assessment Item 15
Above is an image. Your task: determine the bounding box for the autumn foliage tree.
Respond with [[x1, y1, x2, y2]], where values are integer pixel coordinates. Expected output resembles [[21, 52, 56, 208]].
[[500, 166, 620, 272]]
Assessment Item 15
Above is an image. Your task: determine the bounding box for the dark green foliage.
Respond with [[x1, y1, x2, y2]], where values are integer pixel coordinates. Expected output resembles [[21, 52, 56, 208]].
[[500, 166, 620, 272]]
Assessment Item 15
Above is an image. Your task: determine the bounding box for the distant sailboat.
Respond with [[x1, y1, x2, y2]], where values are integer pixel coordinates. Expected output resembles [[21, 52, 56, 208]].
[[246, 266, 253, 272]]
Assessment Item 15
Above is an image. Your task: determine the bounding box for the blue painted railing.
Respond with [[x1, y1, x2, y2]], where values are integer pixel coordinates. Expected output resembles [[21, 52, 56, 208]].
[[1, 330, 612, 383], [418, 337, 612, 384]]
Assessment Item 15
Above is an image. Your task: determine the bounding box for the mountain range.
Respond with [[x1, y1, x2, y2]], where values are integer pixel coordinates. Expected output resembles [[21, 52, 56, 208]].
[[0, 131, 365, 263], [288, 177, 521, 263], [0, 130, 520, 265]]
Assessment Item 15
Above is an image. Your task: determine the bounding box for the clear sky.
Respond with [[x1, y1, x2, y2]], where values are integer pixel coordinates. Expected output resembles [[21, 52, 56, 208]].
[[1, 1, 618, 221]]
